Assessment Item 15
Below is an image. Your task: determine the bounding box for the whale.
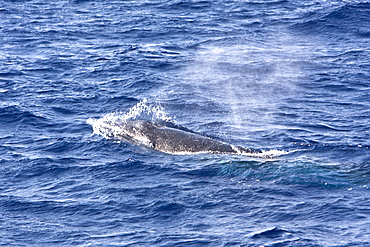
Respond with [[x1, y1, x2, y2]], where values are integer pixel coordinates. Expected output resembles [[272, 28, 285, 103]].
[[115, 120, 263, 156]]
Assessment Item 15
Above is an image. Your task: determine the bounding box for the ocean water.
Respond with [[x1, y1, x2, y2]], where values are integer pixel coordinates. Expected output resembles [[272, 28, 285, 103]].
[[1, 0, 370, 246]]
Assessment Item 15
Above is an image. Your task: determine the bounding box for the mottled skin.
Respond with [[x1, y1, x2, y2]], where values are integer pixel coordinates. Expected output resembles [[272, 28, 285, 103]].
[[117, 120, 260, 155]]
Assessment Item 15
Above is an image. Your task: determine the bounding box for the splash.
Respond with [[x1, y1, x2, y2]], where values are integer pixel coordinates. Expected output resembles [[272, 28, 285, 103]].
[[120, 98, 172, 123], [87, 99, 174, 140]]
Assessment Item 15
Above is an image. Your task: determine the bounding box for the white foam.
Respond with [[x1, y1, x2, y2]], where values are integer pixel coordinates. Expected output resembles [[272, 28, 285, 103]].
[[241, 149, 291, 159], [87, 114, 124, 139], [122, 98, 172, 123], [87, 99, 174, 141]]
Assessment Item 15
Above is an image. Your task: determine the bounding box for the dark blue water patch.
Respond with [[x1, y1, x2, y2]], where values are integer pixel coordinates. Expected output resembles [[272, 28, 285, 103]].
[[150, 201, 187, 221], [51, 106, 78, 116], [312, 199, 368, 222], [96, 160, 178, 181], [291, 2, 370, 40], [218, 156, 370, 191], [161, 0, 214, 11], [10, 158, 73, 182], [36, 137, 88, 154], [0, 143, 17, 158], [153, 237, 215, 247], [250, 226, 290, 239], [326, 3, 370, 31], [1, 195, 70, 216], [174, 163, 227, 179], [0, 106, 51, 130], [356, 29, 370, 38], [0, 70, 26, 77]]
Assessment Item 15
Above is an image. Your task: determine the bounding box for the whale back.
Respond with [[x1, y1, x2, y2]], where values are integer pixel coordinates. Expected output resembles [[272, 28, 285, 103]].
[[117, 120, 237, 154], [150, 124, 236, 154]]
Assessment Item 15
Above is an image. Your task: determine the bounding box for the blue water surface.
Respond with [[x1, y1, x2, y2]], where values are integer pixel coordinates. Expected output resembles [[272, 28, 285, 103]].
[[1, 0, 370, 246]]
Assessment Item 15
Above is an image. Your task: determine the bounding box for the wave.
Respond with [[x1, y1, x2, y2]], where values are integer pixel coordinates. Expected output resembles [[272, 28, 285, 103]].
[[0, 105, 50, 128], [291, 2, 370, 38]]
